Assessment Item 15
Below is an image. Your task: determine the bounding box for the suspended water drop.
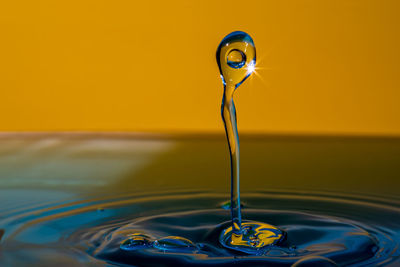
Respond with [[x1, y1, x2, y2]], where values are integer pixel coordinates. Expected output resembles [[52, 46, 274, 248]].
[[216, 31, 256, 87]]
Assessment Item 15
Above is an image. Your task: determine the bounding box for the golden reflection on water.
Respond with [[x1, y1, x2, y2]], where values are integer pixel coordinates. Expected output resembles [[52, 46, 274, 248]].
[[227, 222, 283, 247]]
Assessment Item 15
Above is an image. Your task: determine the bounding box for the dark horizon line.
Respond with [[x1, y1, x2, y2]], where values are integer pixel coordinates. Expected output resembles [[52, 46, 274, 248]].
[[1, 131, 400, 141]]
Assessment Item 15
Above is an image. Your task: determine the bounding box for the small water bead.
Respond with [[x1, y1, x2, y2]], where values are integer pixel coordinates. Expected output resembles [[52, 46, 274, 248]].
[[120, 233, 153, 251], [120, 234, 198, 253], [153, 236, 198, 253], [96, 207, 105, 212]]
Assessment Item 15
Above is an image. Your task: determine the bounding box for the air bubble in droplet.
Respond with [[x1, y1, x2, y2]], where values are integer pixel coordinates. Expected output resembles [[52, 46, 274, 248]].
[[227, 49, 246, 69]]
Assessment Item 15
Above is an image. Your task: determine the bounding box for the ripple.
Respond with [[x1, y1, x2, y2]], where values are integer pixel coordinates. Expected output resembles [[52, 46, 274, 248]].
[[1, 190, 399, 266]]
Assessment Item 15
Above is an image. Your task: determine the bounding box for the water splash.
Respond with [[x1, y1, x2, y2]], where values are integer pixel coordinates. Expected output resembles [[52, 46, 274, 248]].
[[217, 31, 285, 251], [4, 190, 398, 266], [219, 222, 285, 255]]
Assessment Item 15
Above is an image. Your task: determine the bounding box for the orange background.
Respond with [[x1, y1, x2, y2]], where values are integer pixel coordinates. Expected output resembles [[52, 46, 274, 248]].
[[0, 0, 399, 135]]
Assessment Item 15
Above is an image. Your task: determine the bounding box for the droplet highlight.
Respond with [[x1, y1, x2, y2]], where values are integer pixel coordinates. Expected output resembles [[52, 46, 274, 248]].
[[120, 233, 153, 251], [153, 236, 198, 253]]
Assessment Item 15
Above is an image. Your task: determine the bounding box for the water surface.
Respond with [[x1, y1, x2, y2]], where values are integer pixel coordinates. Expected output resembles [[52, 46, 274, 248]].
[[0, 133, 399, 266]]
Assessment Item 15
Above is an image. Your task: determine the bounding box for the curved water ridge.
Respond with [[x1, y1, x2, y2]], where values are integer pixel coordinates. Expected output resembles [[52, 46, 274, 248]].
[[1, 190, 399, 266]]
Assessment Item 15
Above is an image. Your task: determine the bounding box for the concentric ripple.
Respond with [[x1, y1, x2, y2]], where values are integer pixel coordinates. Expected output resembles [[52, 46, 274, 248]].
[[1, 190, 400, 266]]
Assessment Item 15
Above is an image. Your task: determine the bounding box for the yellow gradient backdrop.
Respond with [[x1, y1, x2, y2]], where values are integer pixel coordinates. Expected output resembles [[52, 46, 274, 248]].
[[0, 0, 399, 135]]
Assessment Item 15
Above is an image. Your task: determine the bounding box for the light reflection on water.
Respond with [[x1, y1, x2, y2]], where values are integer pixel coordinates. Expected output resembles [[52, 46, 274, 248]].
[[0, 133, 400, 266]]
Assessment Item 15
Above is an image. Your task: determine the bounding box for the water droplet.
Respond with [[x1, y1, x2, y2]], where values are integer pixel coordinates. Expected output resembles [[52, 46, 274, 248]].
[[120, 233, 153, 251], [216, 31, 256, 87], [153, 236, 198, 252]]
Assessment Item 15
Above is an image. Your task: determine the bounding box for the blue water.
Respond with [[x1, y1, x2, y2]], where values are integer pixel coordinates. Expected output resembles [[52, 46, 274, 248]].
[[0, 134, 399, 266], [0, 190, 399, 266]]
